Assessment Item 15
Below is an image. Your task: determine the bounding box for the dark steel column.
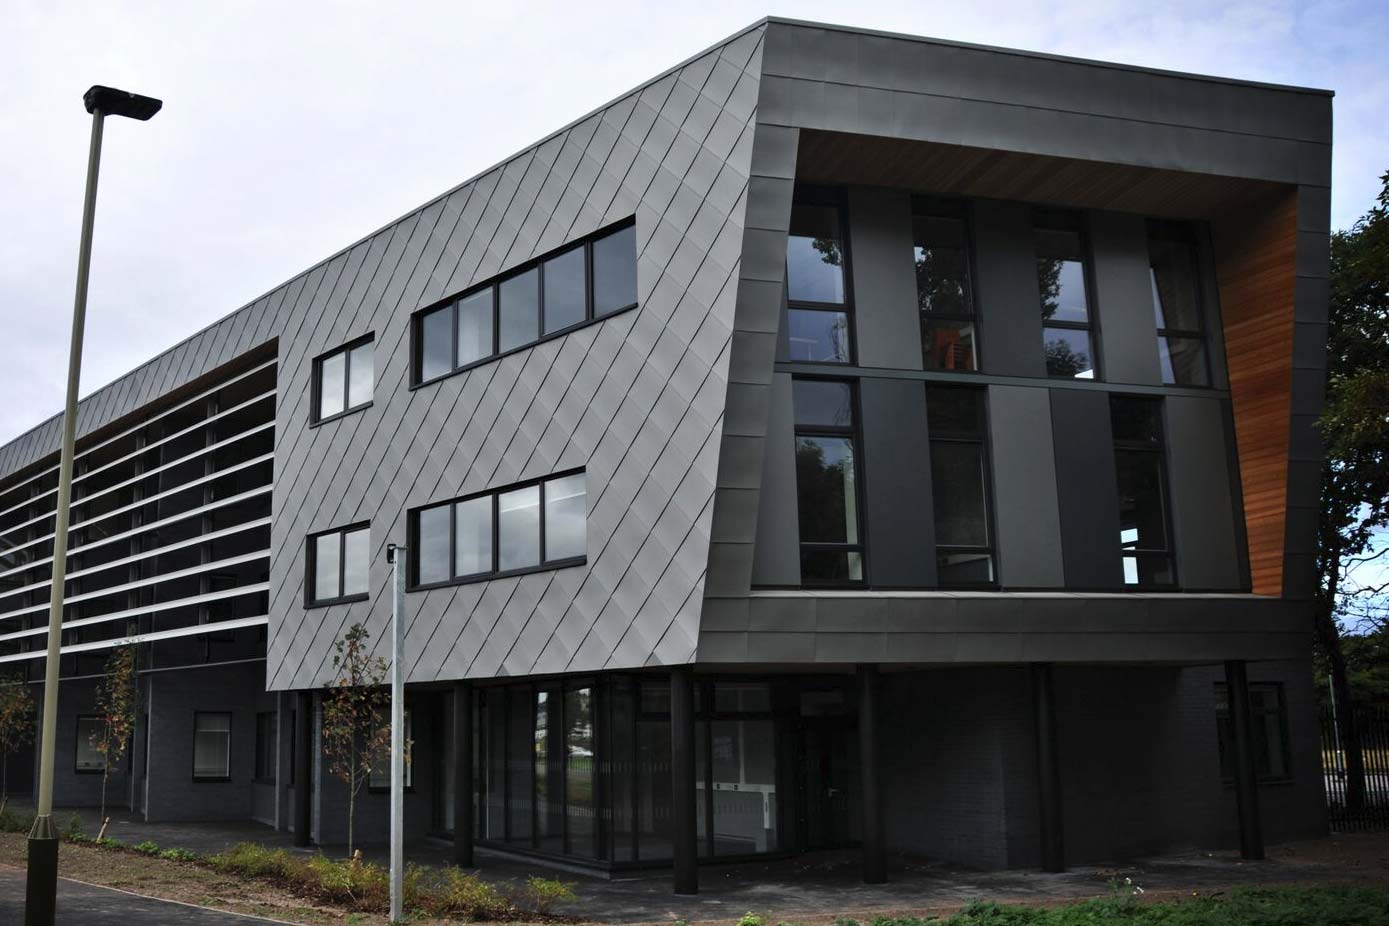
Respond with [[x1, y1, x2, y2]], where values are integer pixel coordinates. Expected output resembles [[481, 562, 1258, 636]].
[[670, 666, 698, 895], [1031, 663, 1065, 872], [293, 690, 313, 847], [858, 664, 887, 884], [454, 682, 475, 867], [1224, 660, 1265, 860]]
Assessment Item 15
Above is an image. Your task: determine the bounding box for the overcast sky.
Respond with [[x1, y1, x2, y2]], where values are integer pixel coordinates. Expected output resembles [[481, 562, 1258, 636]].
[[1, 0, 1385, 446]]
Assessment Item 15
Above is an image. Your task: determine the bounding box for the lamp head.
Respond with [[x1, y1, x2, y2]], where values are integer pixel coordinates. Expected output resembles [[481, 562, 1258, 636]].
[[83, 86, 162, 121]]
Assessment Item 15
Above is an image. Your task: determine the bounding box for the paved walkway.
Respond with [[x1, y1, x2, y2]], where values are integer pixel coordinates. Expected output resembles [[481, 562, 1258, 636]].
[[0, 868, 295, 925]]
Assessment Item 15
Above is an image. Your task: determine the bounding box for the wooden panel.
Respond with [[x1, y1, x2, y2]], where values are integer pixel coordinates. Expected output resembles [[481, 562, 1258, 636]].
[[795, 130, 1281, 219], [1212, 191, 1298, 595]]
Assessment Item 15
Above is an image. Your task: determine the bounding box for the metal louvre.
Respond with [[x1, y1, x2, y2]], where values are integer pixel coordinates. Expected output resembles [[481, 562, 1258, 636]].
[[0, 614, 270, 664]]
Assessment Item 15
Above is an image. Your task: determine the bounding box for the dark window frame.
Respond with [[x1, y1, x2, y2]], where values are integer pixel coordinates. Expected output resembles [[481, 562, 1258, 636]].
[[74, 714, 105, 774], [1147, 219, 1212, 387], [254, 711, 277, 783], [785, 186, 857, 366], [1111, 396, 1177, 590], [192, 710, 233, 783], [1035, 209, 1102, 380], [791, 376, 868, 588], [411, 219, 638, 388], [913, 195, 983, 373], [1214, 681, 1293, 785], [407, 469, 587, 591], [304, 522, 371, 608], [925, 384, 998, 589], [310, 333, 375, 426]]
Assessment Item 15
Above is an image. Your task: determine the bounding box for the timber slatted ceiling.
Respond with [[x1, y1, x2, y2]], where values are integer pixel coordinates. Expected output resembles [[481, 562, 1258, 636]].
[[794, 129, 1280, 218], [1212, 190, 1297, 596]]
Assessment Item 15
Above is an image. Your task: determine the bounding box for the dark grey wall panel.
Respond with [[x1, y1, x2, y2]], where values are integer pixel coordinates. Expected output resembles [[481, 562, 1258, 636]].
[[1050, 389, 1124, 589], [1165, 395, 1243, 591], [751, 373, 800, 586], [847, 186, 922, 371], [973, 201, 1046, 378], [860, 377, 934, 587], [1091, 211, 1161, 386], [986, 385, 1064, 588]]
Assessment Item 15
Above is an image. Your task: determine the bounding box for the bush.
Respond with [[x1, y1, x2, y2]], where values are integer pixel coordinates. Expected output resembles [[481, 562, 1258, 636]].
[[210, 842, 297, 880], [133, 840, 161, 855], [61, 812, 84, 841], [418, 866, 512, 920], [0, 808, 33, 834], [518, 876, 576, 915], [158, 847, 198, 862], [738, 914, 767, 926]]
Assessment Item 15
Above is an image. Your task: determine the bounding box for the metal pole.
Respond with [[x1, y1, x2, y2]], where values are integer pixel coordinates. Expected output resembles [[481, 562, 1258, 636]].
[[1224, 660, 1265, 860], [26, 107, 104, 926], [1031, 663, 1066, 873], [389, 545, 406, 924], [669, 666, 697, 895]]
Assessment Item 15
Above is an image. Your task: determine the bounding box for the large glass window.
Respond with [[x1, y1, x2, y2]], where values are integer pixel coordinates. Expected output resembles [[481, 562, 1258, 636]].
[[410, 472, 586, 588], [1215, 682, 1291, 782], [307, 523, 370, 605], [1111, 397, 1175, 587], [254, 711, 276, 783], [193, 712, 232, 781], [75, 715, 105, 772], [565, 686, 597, 857], [1035, 211, 1098, 379], [914, 198, 978, 371], [785, 191, 852, 364], [415, 222, 637, 384], [1148, 221, 1210, 386], [926, 387, 994, 586], [368, 709, 413, 789], [313, 335, 373, 423], [792, 379, 864, 585]]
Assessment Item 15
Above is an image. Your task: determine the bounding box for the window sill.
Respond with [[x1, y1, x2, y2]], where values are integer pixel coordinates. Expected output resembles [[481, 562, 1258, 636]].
[[409, 557, 587, 593], [306, 593, 370, 609], [310, 401, 373, 428]]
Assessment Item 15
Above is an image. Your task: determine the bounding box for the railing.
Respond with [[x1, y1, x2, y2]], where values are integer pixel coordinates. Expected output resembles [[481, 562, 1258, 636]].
[[1321, 703, 1389, 832]]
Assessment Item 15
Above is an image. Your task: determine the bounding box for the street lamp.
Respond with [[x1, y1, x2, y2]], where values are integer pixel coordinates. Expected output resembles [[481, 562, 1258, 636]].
[[26, 84, 161, 926]]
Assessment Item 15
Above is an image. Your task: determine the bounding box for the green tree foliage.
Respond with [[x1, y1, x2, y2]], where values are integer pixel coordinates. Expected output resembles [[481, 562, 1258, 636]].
[[0, 671, 35, 807], [320, 622, 390, 856], [92, 646, 139, 824]]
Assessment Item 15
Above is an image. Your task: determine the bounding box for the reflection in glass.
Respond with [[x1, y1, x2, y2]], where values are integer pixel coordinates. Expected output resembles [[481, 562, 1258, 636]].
[[193, 714, 232, 779], [786, 203, 845, 304], [318, 351, 345, 419], [1116, 450, 1168, 553], [454, 495, 492, 578], [420, 306, 453, 381], [457, 290, 493, 367], [792, 380, 853, 428], [544, 246, 586, 334], [1148, 236, 1203, 331], [922, 319, 976, 371], [544, 474, 586, 561], [347, 342, 373, 409], [914, 210, 978, 371], [1036, 256, 1090, 323], [931, 442, 989, 548], [499, 268, 539, 352], [1043, 328, 1095, 379], [1158, 334, 1208, 387], [1113, 394, 1175, 587], [565, 687, 596, 857], [498, 485, 541, 571], [536, 690, 560, 852], [343, 527, 369, 597], [506, 688, 533, 845], [593, 224, 638, 317], [926, 385, 985, 439], [417, 504, 450, 585], [795, 436, 859, 546], [787, 309, 850, 363], [710, 719, 778, 855], [314, 532, 340, 601]]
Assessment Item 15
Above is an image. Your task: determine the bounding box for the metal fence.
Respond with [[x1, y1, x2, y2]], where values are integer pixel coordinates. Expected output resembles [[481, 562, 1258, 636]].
[[1321, 703, 1389, 832]]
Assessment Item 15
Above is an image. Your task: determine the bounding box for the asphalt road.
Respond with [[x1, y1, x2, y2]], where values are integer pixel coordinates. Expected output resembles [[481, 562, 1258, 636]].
[[0, 868, 300, 925]]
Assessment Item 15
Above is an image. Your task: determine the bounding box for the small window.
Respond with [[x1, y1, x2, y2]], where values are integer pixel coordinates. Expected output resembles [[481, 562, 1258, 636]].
[[193, 712, 232, 781], [1215, 682, 1291, 783], [499, 267, 540, 353], [313, 335, 373, 423], [786, 190, 852, 364], [307, 524, 371, 606], [410, 471, 587, 588], [254, 711, 277, 783], [926, 387, 994, 586], [914, 198, 978, 371], [1111, 397, 1175, 587], [1148, 221, 1210, 386], [1035, 211, 1098, 380], [75, 715, 105, 773], [592, 224, 638, 317], [792, 378, 864, 585], [368, 709, 414, 790]]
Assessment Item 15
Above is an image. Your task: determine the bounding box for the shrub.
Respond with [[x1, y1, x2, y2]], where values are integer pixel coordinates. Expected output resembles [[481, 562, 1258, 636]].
[[0, 808, 33, 834], [133, 840, 161, 855], [158, 847, 198, 862], [517, 876, 576, 915], [61, 812, 84, 841], [210, 842, 296, 880], [738, 914, 767, 926], [419, 866, 512, 920]]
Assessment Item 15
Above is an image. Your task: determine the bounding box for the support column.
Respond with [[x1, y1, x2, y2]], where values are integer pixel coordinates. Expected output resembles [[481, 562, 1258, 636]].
[[670, 666, 698, 895], [1031, 663, 1065, 872], [453, 681, 474, 867], [293, 690, 313, 847], [858, 664, 886, 884], [1224, 660, 1265, 860]]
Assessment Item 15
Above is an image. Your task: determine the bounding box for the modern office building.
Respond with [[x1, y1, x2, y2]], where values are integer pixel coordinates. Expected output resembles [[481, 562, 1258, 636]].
[[0, 18, 1331, 889]]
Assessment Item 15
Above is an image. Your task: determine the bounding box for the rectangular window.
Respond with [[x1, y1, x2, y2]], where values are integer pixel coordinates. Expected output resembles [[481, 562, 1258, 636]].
[[75, 715, 105, 772], [1215, 682, 1291, 782], [306, 523, 371, 606], [914, 197, 978, 372], [785, 189, 852, 364], [254, 711, 277, 783], [1148, 220, 1210, 386], [792, 378, 864, 585], [193, 712, 232, 781], [313, 334, 374, 423], [926, 386, 995, 586], [413, 221, 637, 384], [410, 471, 586, 588], [1035, 211, 1098, 380], [367, 709, 413, 790], [1110, 397, 1175, 587]]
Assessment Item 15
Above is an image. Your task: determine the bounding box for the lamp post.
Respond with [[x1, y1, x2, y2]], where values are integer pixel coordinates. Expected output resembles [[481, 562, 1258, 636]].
[[385, 542, 407, 924], [26, 85, 161, 926]]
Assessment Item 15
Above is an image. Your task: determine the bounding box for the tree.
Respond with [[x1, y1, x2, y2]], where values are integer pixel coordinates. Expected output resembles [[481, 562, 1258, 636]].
[[91, 646, 139, 830], [320, 622, 391, 856], [1317, 169, 1389, 811], [0, 672, 35, 810]]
